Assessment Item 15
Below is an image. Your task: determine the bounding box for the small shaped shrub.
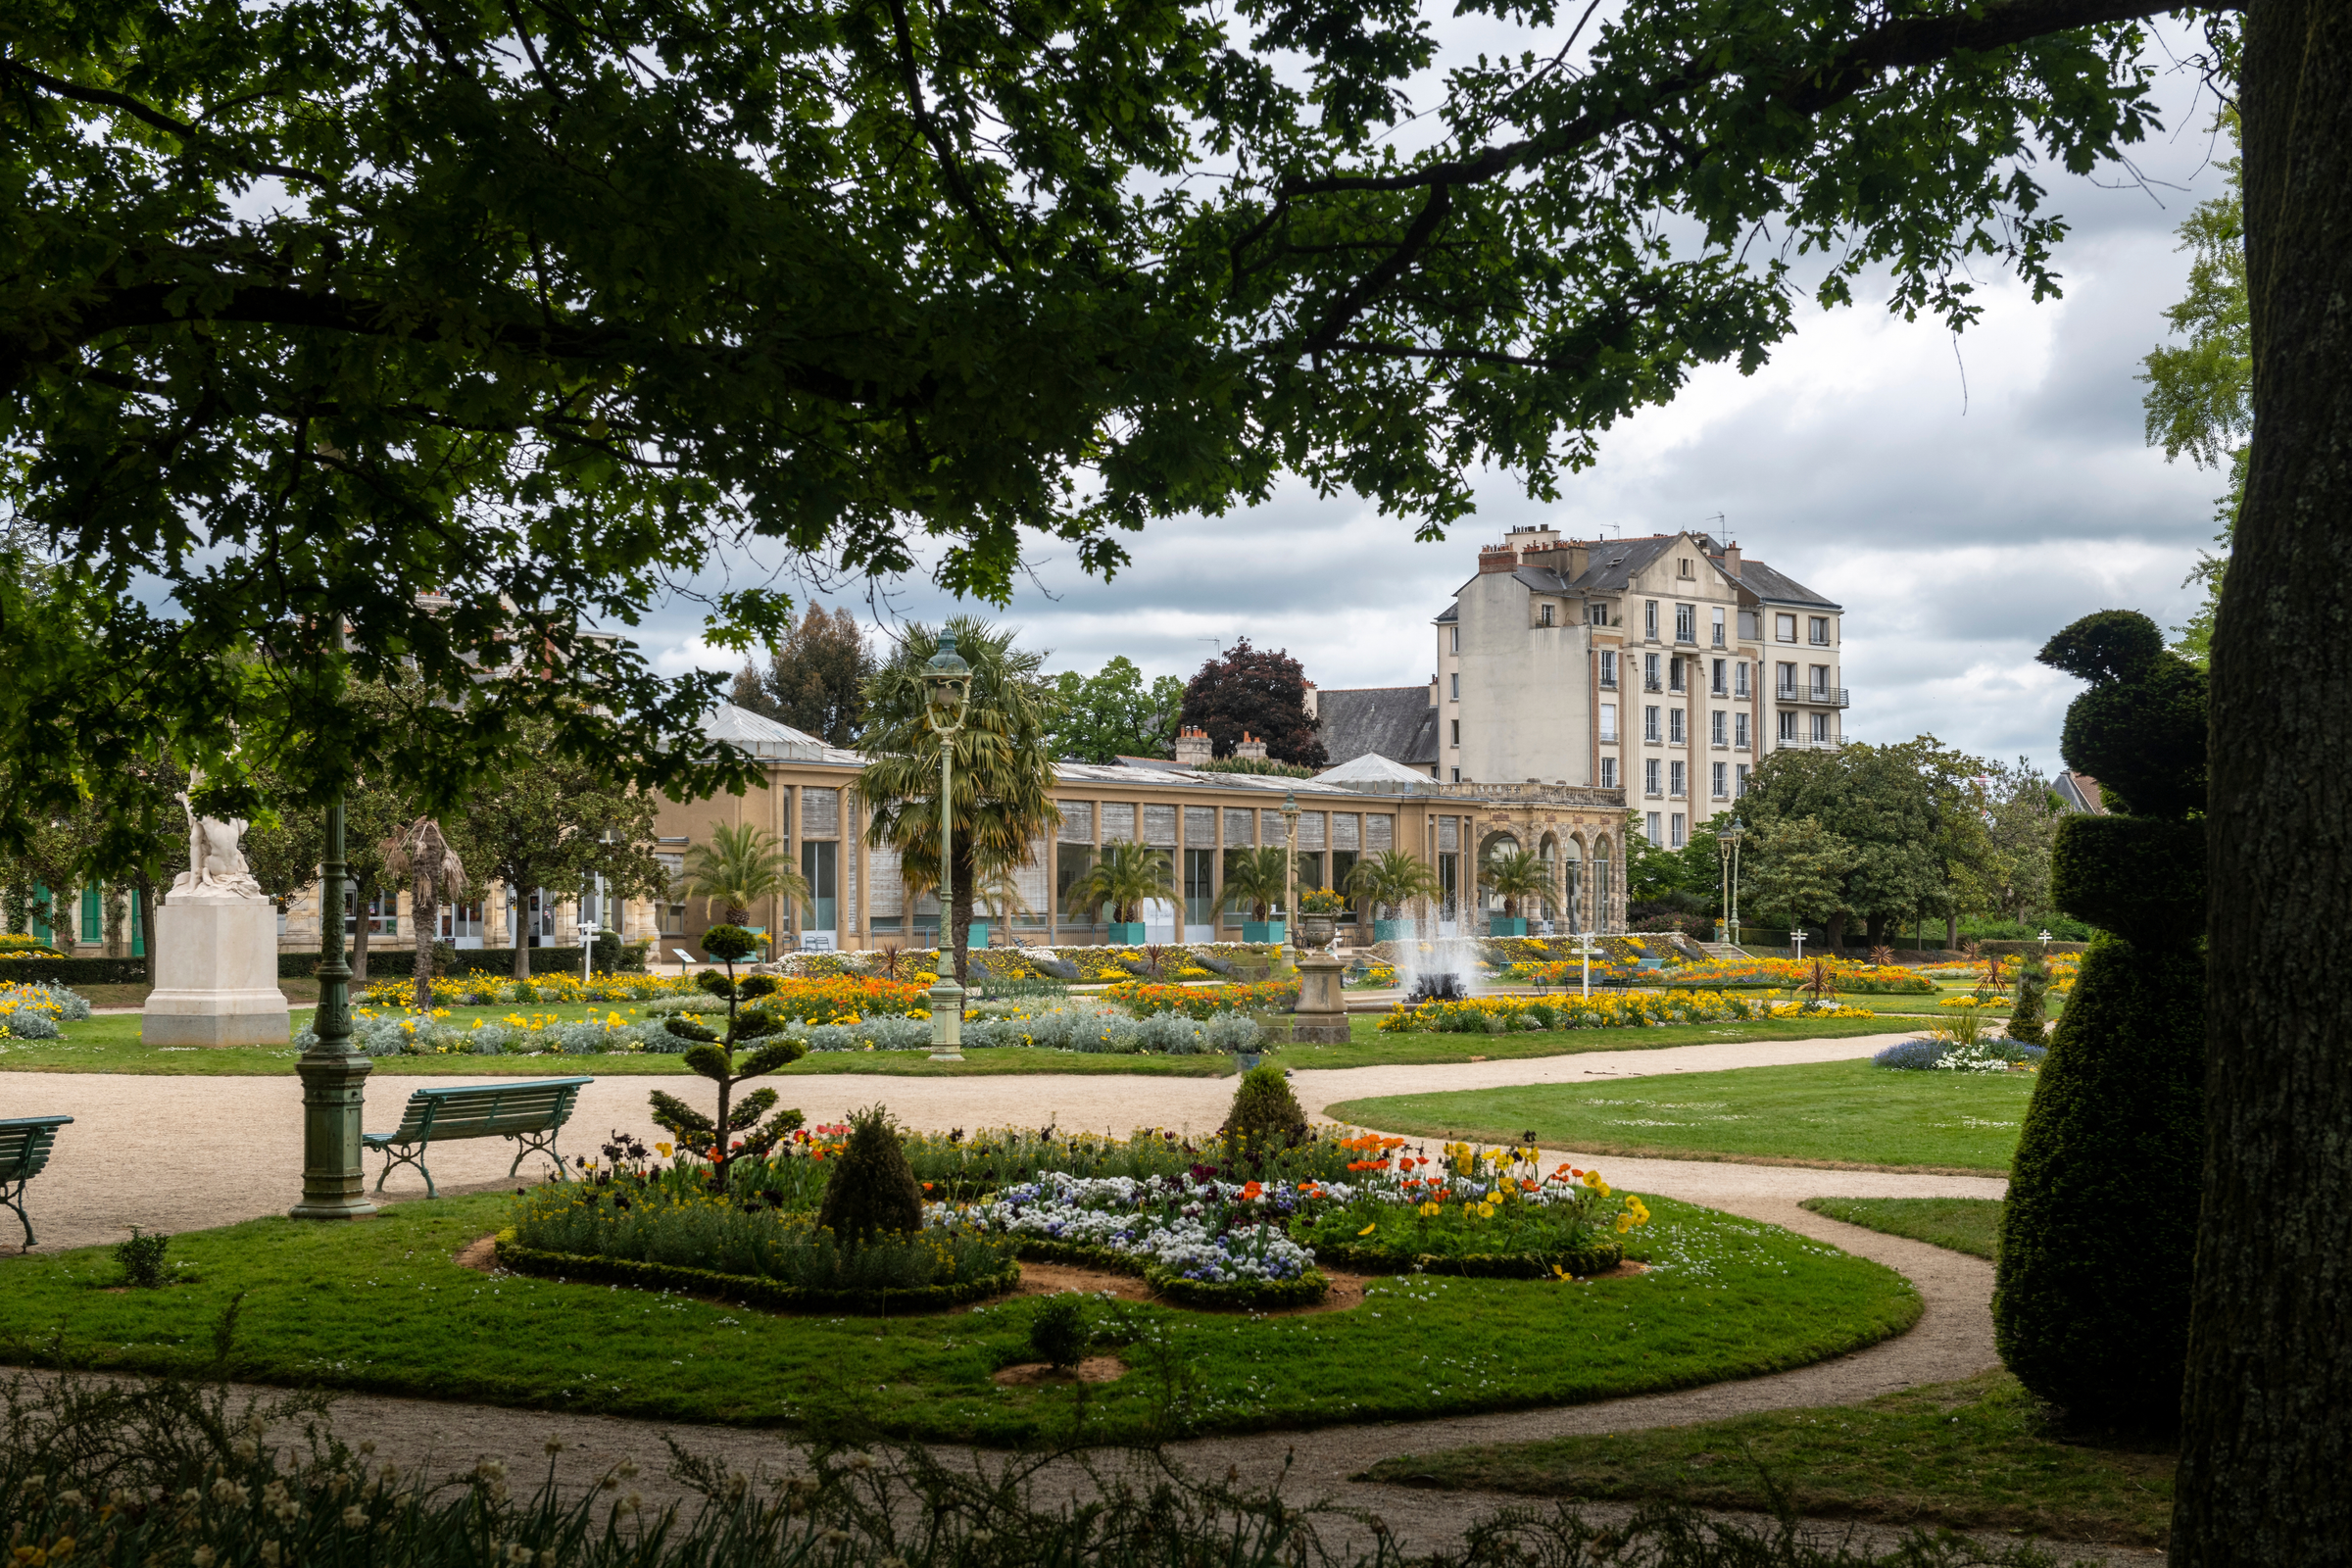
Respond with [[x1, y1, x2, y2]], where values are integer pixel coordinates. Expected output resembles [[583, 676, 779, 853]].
[[1028, 1295, 1089, 1371], [115, 1228, 170, 1289], [1220, 1064, 1307, 1167], [2008, 957, 2050, 1047], [815, 1105, 926, 1247]]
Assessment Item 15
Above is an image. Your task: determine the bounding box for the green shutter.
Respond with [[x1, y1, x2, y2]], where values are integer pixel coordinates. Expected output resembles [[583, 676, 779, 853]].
[[130, 887, 145, 956], [81, 883, 102, 944]]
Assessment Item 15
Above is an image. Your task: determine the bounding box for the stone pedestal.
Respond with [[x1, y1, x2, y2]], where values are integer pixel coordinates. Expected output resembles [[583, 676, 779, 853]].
[[1291, 951, 1349, 1045], [142, 892, 290, 1047]]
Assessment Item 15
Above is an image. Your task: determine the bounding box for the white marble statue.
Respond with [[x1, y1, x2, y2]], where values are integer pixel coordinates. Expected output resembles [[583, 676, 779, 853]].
[[173, 785, 263, 900]]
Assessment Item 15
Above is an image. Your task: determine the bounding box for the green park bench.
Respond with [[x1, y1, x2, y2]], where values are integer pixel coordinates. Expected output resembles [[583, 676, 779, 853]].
[[0, 1114, 73, 1249], [363, 1078, 592, 1199]]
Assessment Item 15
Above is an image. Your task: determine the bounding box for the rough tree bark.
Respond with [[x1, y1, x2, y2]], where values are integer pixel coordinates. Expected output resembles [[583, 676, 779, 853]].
[[2174, 0, 2352, 1558]]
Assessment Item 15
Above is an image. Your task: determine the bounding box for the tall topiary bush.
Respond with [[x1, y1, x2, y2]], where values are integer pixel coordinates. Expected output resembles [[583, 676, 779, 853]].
[[1219, 1063, 1306, 1167], [1994, 611, 2206, 1428], [649, 925, 807, 1182], [815, 1105, 926, 1247]]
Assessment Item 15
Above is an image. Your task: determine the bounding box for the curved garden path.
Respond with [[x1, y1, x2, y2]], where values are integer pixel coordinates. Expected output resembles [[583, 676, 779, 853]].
[[0, 1031, 2114, 1556]]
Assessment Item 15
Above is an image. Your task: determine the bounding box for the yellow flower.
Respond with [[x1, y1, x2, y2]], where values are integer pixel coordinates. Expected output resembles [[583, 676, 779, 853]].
[[1357, 1221, 1377, 1236]]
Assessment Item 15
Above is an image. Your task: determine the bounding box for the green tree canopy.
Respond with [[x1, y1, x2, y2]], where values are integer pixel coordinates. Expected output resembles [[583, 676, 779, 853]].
[[1048, 658, 1188, 763], [1743, 817, 1863, 935], [1740, 740, 1983, 948]]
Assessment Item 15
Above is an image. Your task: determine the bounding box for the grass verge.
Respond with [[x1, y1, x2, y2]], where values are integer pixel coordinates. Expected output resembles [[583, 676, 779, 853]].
[[1327, 1057, 2034, 1173], [0, 1193, 1917, 1446], [1800, 1197, 2003, 1259], [1363, 1369, 2174, 1546], [0, 1013, 1906, 1077]]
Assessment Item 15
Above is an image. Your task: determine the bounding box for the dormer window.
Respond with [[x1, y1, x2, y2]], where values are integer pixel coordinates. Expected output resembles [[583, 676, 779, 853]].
[[1540, 603, 1555, 626], [1679, 558, 1695, 579]]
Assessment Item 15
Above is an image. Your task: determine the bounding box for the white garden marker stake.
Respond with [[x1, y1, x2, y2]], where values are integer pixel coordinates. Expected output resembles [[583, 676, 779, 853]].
[[1573, 938, 1604, 999]]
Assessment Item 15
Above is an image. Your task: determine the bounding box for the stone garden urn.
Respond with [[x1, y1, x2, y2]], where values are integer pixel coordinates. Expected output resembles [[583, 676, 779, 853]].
[[1298, 914, 1337, 950]]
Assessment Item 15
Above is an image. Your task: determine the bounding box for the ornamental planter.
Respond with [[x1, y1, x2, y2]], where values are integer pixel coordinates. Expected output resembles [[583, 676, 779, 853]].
[[1488, 916, 1529, 937], [964, 921, 989, 950], [1104, 921, 1147, 944], [1243, 920, 1286, 944], [1298, 915, 1337, 948]]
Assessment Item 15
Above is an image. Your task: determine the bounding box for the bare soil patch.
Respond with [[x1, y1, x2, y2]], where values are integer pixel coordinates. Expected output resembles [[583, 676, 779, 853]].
[[992, 1355, 1129, 1387]]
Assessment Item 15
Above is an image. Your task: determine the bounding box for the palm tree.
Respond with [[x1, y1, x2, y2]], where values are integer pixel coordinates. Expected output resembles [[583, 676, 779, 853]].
[[1219, 846, 1292, 923], [382, 816, 466, 1010], [858, 617, 1061, 986], [1480, 847, 1556, 921], [1063, 841, 1175, 925], [680, 822, 808, 932], [1347, 849, 1444, 924]]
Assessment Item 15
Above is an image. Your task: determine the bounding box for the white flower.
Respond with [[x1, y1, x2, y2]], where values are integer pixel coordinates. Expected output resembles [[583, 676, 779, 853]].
[[344, 1506, 368, 1529]]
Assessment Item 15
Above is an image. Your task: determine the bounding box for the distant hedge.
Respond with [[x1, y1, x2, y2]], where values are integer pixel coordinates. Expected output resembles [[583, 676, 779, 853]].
[[0, 955, 149, 985]]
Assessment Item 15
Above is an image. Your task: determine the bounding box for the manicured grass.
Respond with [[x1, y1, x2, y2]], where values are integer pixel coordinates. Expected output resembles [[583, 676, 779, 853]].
[[1328, 1057, 2036, 1173], [0, 1012, 1904, 1078], [0, 1193, 1917, 1446], [1364, 1369, 2174, 1546], [1802, 1197, 2004, 1259]]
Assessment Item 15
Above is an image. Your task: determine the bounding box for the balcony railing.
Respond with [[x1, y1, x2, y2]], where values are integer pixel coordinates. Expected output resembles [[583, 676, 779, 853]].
[[1643, 676, 1662, 692], [1775, 735, 1842, 752], [1775, 685, 1850, 707]]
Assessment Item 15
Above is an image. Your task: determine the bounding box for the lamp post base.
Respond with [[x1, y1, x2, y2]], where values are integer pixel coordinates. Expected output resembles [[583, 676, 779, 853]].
[[927, 974, 966, 1061], [290, 1051, 377, 1220]]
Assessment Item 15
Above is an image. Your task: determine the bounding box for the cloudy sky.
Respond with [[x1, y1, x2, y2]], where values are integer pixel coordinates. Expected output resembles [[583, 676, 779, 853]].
[[645, 20, 2238, 777]]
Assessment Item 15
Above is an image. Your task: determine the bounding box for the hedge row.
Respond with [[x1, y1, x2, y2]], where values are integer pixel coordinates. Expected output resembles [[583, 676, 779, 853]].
[[494, 1232, 1022, 1315], [278, 939, 652, 980], [0, 954, 148, 985]]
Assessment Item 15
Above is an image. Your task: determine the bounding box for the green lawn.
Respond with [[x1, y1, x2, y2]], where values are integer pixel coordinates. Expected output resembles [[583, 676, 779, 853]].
[[1363, 1368, 2173, 1546], [0, 1193, 1917, 1446], [0, 1011, 1904, 1078], [1327, 1057, 2037, 1173], [1802, 1197, 2004, 1259]]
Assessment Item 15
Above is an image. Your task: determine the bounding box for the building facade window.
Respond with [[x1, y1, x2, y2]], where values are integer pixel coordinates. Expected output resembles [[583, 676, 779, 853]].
[[800, 841, 839, 933], [1709, 710, 1726, 745], [1643, 759, 1662, 797], [1449, 672, 1459, 699], [1589, 601, 1610, 625], [1643, 653, 1661, 690], [1712, 761, 1728, 798], [1599, 703, 1618, 741], [1776, 612, 1797, 642], [1737, 762, 1751, 795], [1450, 625, 1459, 652], [1810, 664, 1830, 696], [1599, 650, 1618, 688], [1642, 705, 1659, 742], [1669, 658, 1686, 694], [1670, 812, 1687, 847], [1735, 661, 1751, 697], [1541, 603, 1555, 626], [1777, 661, 1797, 696], [1712, 607, 1727, 647], [1735, 710, 1751, 749], [1184, 848, 1217, 927], [1645, 810, 1662, 842], [1450, 718, 1460, 746], [1644, 600, 1659, 639], [1812, 711, 1835, 742], [1810, 616, 1831, 645], [1599, 757, 1618, 788], [1779, 710, 1799, 741], [1450, 766, 1461, 783], [1740, 609, 1761, 639], [1674, 604, 1696, 642], [1668, 709, 1686, 744], [1669, 760, 1686, 797], [1711, 658, 1727, 694]]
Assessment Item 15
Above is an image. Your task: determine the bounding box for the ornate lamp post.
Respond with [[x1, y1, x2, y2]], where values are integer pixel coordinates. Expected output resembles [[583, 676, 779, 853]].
[[291, 795, 375, 1220], [1716, 815, 1745, 948], [924, 630, 974, 1060], [1279, 788, 1301, 973]]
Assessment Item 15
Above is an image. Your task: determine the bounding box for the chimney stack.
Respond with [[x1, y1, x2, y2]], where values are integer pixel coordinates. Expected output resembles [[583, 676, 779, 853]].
[[1723, 542, 1741, 572], [1478, 544, 1519, 574], [1173, 725, 1213, 766], [1235, 732, 1270, 761]]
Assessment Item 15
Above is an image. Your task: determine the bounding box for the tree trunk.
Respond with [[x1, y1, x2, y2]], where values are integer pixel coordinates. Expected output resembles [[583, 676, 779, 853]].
[[1824, 911, 1846, 953], [950, 840, 975, 988], [1864, 911, 1887, 948], [412, 869, 436, 1011], [2175, 3, 2352, 1556], [1946, 912, 1958, 950], [350, 900, 370, 984], [513, 882, 531, 981], [135, 872, 158, 978]]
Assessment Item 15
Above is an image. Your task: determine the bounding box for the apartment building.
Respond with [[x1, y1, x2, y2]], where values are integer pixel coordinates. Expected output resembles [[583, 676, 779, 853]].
[[1325, 526, 1845, 852]]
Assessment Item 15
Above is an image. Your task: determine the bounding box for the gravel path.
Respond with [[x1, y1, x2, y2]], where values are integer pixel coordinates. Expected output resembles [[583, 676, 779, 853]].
[[2, 1031, 1932, 1252]]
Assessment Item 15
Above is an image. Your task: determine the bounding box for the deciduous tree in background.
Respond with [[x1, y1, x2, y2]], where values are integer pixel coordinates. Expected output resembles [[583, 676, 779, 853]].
[[1742, 817, 1862, 939], [1048, 658, 1188, 763], [1179, 641, 1325, 769], [730, 607, 877, 747]]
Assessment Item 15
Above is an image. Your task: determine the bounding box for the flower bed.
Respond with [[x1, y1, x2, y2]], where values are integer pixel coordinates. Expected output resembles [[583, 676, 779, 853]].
[[1873, 1037, 2047, 1072], [359, 971, 694, 1008], [503, 1174, 1019, 1314], [752, 974, 934, 1024], [1375, 989, 1870, 1033], [970, 1170, 1326, 1304], [0, 981, 87, 1041], [305, 1008, 668, 1055], [771, 942, 1283, 984], [1287, 1135, 1641, 1275], [1101, 979, 1299, 1018]]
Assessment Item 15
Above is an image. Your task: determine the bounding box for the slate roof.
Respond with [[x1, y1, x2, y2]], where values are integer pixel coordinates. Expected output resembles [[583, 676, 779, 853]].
[[700, 703, 830, 762], [1724, 558, 1838, 608], [1316, 752, 1439, 787], [1316, 685, 1440, 772]]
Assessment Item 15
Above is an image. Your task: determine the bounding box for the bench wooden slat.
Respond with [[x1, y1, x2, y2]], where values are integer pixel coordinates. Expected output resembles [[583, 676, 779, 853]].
[[0, 1116, 71, 1183]]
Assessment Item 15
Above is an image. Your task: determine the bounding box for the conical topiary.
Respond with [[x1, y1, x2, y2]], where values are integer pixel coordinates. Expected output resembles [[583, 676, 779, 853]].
[[1993, 611, 2206, 1430], [1219, 1063, 1307, 1166], [815, 1104, 926, 1248], [2008, 957, 2050, 1047]]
